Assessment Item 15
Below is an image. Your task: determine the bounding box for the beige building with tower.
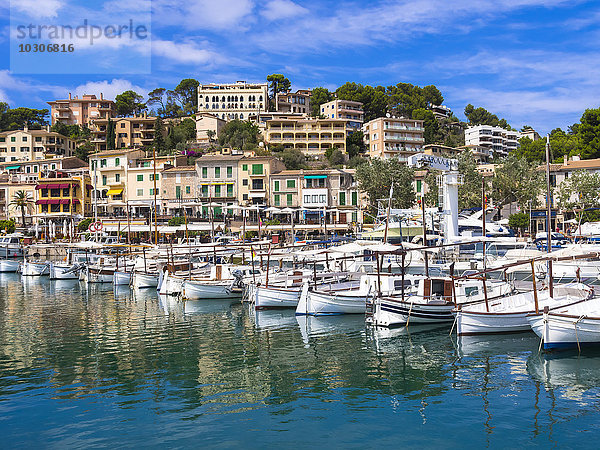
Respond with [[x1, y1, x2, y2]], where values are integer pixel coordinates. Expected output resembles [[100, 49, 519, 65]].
[[363, 116, 425, 161], [48, 93, 115, 126], [198, 81, 268, 121], [0, 127, 76, 162], [265, 118, 348, 157]]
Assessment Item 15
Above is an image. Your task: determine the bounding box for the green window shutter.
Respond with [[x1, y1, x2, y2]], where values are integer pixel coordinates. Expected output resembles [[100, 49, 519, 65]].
[[115, 174, 120, 182], [352, 212, 357, 222], [416, 180, 422, 193], [351, 192, 357, 206], [115, 157, 120, 166], [102, 175, 107, 185], [339, 192, 346, 206], [215, 167, 221, 178], [287, 194, 292, 206], [274, 180, 280, 192], [227, 166, 232, 178], [186, 186, 190, 194], [176, 186, 181, 198], [242, 164, 248, 171], [227, 184, 233, 197], [215, 185, 221, 196], [137, 175, 143, 182], [202, 167, 207, 178], [251, 164, 263, 175], [274, 194, 280, 206], [287, 179, 295, 188], [201, 185, 208, 195]]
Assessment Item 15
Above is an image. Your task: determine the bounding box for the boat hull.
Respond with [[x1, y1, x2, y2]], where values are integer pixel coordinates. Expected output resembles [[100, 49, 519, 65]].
[[529, 313, 600, 350], [20, 261, 49, 276], [369, 297, 455, 327], [113, 271, 132, 286], [0, 259, 20, 273], [296, 290, 366, 316], [49, 263, 80, 280], [254, 285, 301, 310], [132, 272, 159, 289], [182, 280, 237, 299], [159, 272, 185, 296]]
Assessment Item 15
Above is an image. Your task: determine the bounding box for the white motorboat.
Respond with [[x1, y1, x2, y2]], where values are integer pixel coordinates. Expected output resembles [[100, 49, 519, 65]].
[[0, 259, 20, 272], [49, 262, 81, 280], [0, 234, 24, 258], [182, 279, 237, 299], [254, 285, 303, 310], [82, 266, 114, 283], [528, 298, 600, 351], [455, 283, 593, 336], [367, 277, 514, 327], [113, 271, 132, 286], [132, 271, 159, 289], [20, 261, 49, 276]]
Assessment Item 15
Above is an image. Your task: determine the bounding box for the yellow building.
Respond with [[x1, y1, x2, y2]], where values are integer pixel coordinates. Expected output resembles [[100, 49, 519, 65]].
[[35, 174, 92, 218], [237, 156, 285, 206], [265, 118, 348, 157]]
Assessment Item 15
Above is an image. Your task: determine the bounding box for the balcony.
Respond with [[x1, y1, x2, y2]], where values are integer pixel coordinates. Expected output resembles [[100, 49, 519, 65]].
[[56, 104, 70, 111], [384, 135, 425, 143]]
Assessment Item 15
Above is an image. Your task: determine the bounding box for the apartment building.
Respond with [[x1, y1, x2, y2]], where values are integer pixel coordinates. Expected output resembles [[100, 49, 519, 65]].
[[275, 89, 311, 115], [162, 166, 198, 216], [423, 144, 491, 163], [428, 104, 453, 121], [363, 116, 425, 161], [265, 118, 348, 157], [198, 81, 268, 121], [0, 127, 76, 162], [196, 155, 243, 217], [270, 171, 301, 208], [321, 99, 364, 131], [464, 125, 519, 157], [521, 128, 541, 141], [90, 114, 169, 152], [237, 156, 285, 206], [48, 93, 115, 126], [35, 172, 92, 218]]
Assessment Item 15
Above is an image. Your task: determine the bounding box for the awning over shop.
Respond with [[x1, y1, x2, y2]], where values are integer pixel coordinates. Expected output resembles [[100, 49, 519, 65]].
[[59, 199, 70, 204], [106, 188, 124, 196], [48, 199, 61, 204], [304, 175, 327, 179], [36, 199, 48, 205], [5, 166, 20, 170], [35, 185, 47, 190]]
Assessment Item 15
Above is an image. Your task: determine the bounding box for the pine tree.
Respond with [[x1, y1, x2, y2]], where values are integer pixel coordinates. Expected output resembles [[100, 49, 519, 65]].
[[153, 117, 167, 155]]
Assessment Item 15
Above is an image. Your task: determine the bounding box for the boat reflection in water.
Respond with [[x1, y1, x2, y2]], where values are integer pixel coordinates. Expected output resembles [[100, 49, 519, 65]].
[[296, 314, 365, 346], [158, 294, 184, 316], [457, 333, 539, 358], [113, 284, 132, 300], [183, 298, 234, 315], [527, 352, 600, 403], [251, 307, 298, 332]]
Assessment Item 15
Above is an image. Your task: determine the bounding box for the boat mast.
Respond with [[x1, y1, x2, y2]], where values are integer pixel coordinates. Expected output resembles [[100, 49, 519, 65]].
[[153, 146, 158, 245], [545, 135, 553, 298], [383, 183, 393, 244]]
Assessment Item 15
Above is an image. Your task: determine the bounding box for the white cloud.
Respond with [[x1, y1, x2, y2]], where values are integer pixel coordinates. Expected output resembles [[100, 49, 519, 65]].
[[152, 40, 225, 65], [261, 0, 308, 21], [152, 0, 254, 30], [11, 0, 63, 19], [0, 71, 64, 105], [72, 79, 147, 101]]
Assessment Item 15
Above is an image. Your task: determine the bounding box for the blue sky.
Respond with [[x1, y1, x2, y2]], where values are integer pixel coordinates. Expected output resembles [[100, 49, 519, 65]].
[[1, 0, 599, 134]]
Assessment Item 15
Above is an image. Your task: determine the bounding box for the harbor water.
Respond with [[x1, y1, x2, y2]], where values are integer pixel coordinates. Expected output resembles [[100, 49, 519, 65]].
[[1, 273, 600, 447]]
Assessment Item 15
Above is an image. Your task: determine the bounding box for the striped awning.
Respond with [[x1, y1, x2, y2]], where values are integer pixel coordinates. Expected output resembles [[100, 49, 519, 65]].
[[106, 188, 123, 196], [35, 184, 47, 190]]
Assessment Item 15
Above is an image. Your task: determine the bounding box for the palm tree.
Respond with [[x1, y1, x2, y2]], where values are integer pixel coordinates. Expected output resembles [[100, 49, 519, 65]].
[[10, 190, 33, 227]]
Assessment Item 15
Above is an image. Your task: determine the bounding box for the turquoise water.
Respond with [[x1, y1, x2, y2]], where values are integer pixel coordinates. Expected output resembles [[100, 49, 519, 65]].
[[1, 273, 600, 448]]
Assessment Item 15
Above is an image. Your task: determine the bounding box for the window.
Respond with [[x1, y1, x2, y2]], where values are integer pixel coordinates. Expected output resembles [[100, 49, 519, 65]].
[[63, 203, 70, 212], [102, 175, 107, 186], [274, 180, 280, 192], [120, 123, 125, 128], [287, 194, 292, 206], [215, 167, 221, 178], [227, 184, 233, 197], [115, 158, 120, 166], [352, 192, 358, 206], [252, 179, 263, 190], [242, 179, 248, 186], [251, 164, 263, 175], [215, 185, 221, 197], [176, 186, 181, 198], [339, 192, 346, 206], [149, 188, 155, 195], [227, 166, 233, 178], [274, 194, 280, 206], [63, 187, 70, 196], [10, 137, 15, 142], [304, 195, 310, 203], [137, 175, 143, 182], [201, 185, 208, 196], [287, 179, 295, 189], [150, 174, 159, 181], [115, 174, 120, 182], [202, 167, 208, 178], [10, 147, 15, 152], [100, 159, 107, 167], [416, 180, 422, 193], [242, 164, 248, 171], [20, 147, 28, 152], [186, 186, 190, 194], [319, 194, 326, 203]]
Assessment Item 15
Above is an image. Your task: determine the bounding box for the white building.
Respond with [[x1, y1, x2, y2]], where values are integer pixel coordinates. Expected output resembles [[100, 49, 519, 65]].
[[321, 99, 364, 132], [197, 81, 268, 121], [464, 125, 519, 157]]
